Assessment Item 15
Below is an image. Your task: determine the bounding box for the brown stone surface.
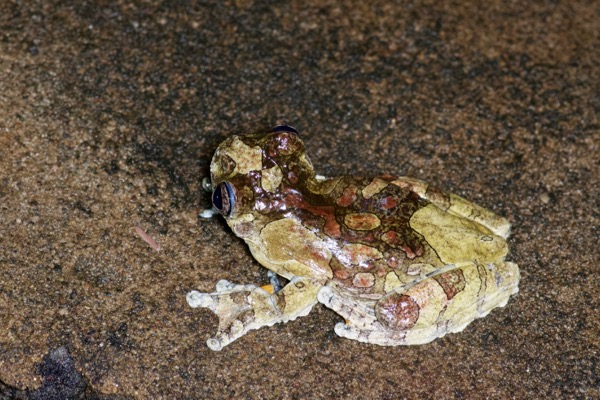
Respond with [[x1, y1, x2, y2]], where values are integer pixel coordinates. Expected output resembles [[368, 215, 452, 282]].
[[0, 0, 598, 398]]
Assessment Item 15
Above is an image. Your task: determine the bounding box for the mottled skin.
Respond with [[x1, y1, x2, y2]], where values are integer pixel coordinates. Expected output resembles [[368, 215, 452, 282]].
[[187, 127, 520, 351]]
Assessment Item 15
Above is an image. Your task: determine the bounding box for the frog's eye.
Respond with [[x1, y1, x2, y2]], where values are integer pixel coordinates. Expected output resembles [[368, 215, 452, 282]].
[[212, 181, 235, 217], [273, 125, 299, 135]]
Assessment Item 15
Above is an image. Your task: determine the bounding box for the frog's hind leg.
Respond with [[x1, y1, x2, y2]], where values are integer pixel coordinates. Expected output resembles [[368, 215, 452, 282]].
[[317, 285, 408, 346], [318, 261, 520, 347], [187, 276, 321, 350], [391, 176, 512, 238], [318, 276, 447, 346]]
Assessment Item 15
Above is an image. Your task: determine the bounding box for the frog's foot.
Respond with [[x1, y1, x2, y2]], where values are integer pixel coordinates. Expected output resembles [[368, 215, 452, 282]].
[[318, 285, 405, 345], [187, 280, 278, 350], [319, 284, 440, 346], [187, 277, 322, 350]]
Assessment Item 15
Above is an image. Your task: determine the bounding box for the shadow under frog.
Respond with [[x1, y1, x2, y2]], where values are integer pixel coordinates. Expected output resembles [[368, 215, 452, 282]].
[[187, 126, 520, 351]]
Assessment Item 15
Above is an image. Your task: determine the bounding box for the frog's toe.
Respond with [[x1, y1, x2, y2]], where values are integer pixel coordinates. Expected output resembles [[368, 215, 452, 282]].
[[214, 279, 259, 293], [206, 337, 224, 351], [207, 323, 244, 351], [186, 290, 216, 309], [208, 319, 254, 351], [333, 322, 385, 344], [334, 322, 410, 346], [215, 279, 236, 291], [318, 285, 379, 329], [334, 321, 354, 339]]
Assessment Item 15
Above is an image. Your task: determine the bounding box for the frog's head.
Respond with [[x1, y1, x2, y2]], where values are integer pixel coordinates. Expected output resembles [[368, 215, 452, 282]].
[[209, 126, 315, 223]]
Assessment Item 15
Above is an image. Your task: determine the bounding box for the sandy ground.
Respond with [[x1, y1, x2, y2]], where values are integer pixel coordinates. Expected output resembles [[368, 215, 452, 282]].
[[0, 1, 598, 399]]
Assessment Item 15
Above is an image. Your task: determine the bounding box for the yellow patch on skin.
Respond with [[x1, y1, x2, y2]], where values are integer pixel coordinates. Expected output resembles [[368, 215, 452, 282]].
[[228, 137, 263, 175], [390, 177, 428, 197], [338, 243, 383, 267], [298, 153, 315, 172], [259, 219, 333, 278], [236, 213, 256, 222], [410, 204, 508, 264], [353, 272, 375, 288], [384, 271, 402, 292], [344, 213, 381, 230], [361, 178, 389, 199], [261, 166, 283, 192]]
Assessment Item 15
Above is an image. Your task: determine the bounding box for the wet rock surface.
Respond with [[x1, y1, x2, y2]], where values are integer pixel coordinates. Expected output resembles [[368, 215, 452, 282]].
[[0, 1, 598, 398]]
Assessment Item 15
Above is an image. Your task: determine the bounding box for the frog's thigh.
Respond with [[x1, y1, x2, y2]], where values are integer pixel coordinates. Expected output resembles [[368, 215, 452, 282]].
[[446, 261, 519, 335], [410, 204, 509, 265], [392, 176, 511, 238]]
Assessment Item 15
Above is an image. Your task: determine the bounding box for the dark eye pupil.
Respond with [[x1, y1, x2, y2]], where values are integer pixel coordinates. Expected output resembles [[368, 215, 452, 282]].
[[212, 185, 223, 210], [273, 125, 299, 135], [212, 182, 234, 216]]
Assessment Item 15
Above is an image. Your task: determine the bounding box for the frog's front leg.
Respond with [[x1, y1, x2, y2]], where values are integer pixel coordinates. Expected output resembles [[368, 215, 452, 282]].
[[187, 276, 322, 350]]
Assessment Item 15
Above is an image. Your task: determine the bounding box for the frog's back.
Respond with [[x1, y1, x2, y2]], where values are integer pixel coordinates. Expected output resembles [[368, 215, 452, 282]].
[[311, 175, 511, 298]]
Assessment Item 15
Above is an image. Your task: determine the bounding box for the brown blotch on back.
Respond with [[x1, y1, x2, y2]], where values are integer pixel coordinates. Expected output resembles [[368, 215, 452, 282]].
[[284, 191, 341, 238], [265, 131, 302, 156], [375, 293, 420, 330], [380, 196, 398, 210], [334, 269, 351, 280], [433, 269, 466, 300], [352, 272, 375, 288], [381, 230, 400, 246], [386, 256, 401, 268], [336, 185, 358, 207], [401, 244, 420, 259], [380, 231, 421, 259], [338, 243, 383, 266], [344, 213, 381, 231], [330, 257, 352, 281], [287, 170, 298, 184]]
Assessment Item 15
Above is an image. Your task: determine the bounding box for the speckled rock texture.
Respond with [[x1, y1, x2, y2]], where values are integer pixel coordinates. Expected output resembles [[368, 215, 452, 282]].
[[0, 1, 598, 399]]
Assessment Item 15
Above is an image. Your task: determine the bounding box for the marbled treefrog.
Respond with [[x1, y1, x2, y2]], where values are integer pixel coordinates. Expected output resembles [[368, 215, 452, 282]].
[[187, 126, 520, 351]]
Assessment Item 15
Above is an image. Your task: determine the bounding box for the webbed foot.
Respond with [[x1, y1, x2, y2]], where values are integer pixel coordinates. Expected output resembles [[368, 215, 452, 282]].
[[187, 277, 322, 350]]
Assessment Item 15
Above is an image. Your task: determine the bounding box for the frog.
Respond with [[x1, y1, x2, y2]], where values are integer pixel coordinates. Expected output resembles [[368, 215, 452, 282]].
[[186, 125, 520, 351]]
